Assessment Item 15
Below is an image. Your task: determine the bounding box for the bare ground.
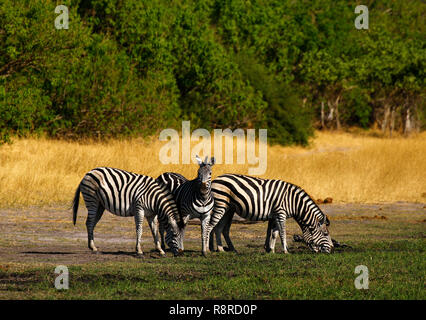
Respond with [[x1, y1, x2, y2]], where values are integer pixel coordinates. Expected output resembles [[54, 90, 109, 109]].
[[0, 202, 425, 266]]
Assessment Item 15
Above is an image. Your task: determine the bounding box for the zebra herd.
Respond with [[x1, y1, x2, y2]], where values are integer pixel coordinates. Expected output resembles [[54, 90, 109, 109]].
[[72, 156, 334, 257]]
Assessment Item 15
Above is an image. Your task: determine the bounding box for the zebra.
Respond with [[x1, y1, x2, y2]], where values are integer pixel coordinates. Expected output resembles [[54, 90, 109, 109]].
[[72, 167, 184, 256], [156, 155, 215, 254], [203, 174, 333, 256]]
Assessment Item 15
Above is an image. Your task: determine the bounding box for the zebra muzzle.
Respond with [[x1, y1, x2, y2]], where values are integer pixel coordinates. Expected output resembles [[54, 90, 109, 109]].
[[173, 248, 184, 257]]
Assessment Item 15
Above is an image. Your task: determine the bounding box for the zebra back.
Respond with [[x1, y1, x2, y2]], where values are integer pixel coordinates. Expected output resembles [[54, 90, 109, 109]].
[[156, 172, 188, 193], [80, 167, 184, 228]]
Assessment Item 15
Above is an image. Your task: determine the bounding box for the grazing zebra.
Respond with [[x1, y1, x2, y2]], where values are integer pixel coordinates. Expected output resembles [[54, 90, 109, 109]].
[[72, 167, 184, 256], [204, 174, 333, 256], [156, 155, 215, 254]]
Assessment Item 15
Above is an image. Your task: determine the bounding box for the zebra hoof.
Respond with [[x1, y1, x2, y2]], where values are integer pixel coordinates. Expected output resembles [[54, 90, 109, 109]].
[[92, 250, 99, 255]]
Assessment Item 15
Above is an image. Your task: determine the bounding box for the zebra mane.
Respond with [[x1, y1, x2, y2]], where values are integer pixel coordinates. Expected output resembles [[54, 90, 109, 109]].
[[289, 183, 328, 227], [157, 181, 185, 229]]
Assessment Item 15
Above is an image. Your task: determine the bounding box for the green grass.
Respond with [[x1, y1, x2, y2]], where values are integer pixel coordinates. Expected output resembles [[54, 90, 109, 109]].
[[1, 239, 424, 300]]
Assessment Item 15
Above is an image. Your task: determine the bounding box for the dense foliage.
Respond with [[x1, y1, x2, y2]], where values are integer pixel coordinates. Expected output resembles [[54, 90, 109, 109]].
[[0, 0, 424, 144]]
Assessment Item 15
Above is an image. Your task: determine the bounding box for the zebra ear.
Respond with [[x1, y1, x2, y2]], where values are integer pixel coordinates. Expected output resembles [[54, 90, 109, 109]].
[[210, 156, 215, 166], [204, 156, 208, 164], [195, 155, 203, 165]]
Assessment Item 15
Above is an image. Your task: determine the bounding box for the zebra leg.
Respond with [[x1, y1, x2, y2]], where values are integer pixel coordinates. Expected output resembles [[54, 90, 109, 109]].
[[203, 229, 213, 256], [203, 205, 229, 257], [134, 209, 145, 255], [221, 210, 236, 252], [157, 216, 166, 251], [179, 225, 186, 251], [264, 219, 279, 253], [208, 228, 215, 252], [200, 214, 210, 253], [213, 209, 233, 252], [270, 227, 279, 253], [264, 219, 273, 253], [86, 204, 104, 253], [274, 213, 289, 254], [202, 221, 212, 256], [146, 215, 165, 256], [215, 222, 225, 252]]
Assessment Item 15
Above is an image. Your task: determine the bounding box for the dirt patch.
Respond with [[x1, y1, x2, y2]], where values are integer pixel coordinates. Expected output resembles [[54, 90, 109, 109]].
[[331, 214, 388, 221], [0, 202, 424, 265]]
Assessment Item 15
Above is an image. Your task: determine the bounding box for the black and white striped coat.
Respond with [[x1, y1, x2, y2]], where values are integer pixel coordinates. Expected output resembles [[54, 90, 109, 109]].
[[72, 167, 184, 256], [156, 156, 215, 253], [204, 174, 333, 255]]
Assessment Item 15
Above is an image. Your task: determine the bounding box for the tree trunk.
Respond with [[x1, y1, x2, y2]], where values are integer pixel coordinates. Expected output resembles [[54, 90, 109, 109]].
[[390, 107, 395, 138], [413, 103, 420, 133], [327, 101, 334, 124], [404, 107, 412, 135], [335, 95, 341, 130], [321, 101, 325, 129], [382, 104, 390, 133]]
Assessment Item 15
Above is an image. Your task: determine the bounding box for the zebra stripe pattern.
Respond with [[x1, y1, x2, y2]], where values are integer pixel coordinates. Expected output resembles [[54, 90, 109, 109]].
[[204, 174, 333, 255], [72, 167, 183, 256], [156, 155, 215, 254]]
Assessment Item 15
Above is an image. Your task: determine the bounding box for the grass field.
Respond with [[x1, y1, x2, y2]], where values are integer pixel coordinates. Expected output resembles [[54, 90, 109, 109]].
[[0, 130, 425, 207], [0, 130, 425, 300]]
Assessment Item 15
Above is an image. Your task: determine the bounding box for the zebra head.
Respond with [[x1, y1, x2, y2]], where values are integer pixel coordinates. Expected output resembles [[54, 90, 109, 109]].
[[164, 220, 185, 256], [301, 215, 333, 253], [195, 155, 215, 190]]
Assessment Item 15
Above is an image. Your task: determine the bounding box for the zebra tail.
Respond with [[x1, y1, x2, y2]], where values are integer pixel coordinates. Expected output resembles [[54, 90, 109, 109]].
[[72, 183, 81, 226]]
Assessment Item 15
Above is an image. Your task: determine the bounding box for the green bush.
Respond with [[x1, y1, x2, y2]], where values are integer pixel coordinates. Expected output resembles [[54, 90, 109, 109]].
[[0, 0, 424, 145]]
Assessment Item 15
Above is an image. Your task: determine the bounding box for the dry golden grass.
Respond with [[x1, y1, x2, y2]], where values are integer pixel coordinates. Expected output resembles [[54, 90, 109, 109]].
[[0, 130, 425, 207]]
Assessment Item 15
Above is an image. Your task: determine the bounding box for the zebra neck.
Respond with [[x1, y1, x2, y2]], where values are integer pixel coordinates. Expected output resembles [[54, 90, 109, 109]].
[[199, 186, 211, 200], [280, 183, 319, 226], [292, 202, 323, 228], [154, 186, 180, 224]]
